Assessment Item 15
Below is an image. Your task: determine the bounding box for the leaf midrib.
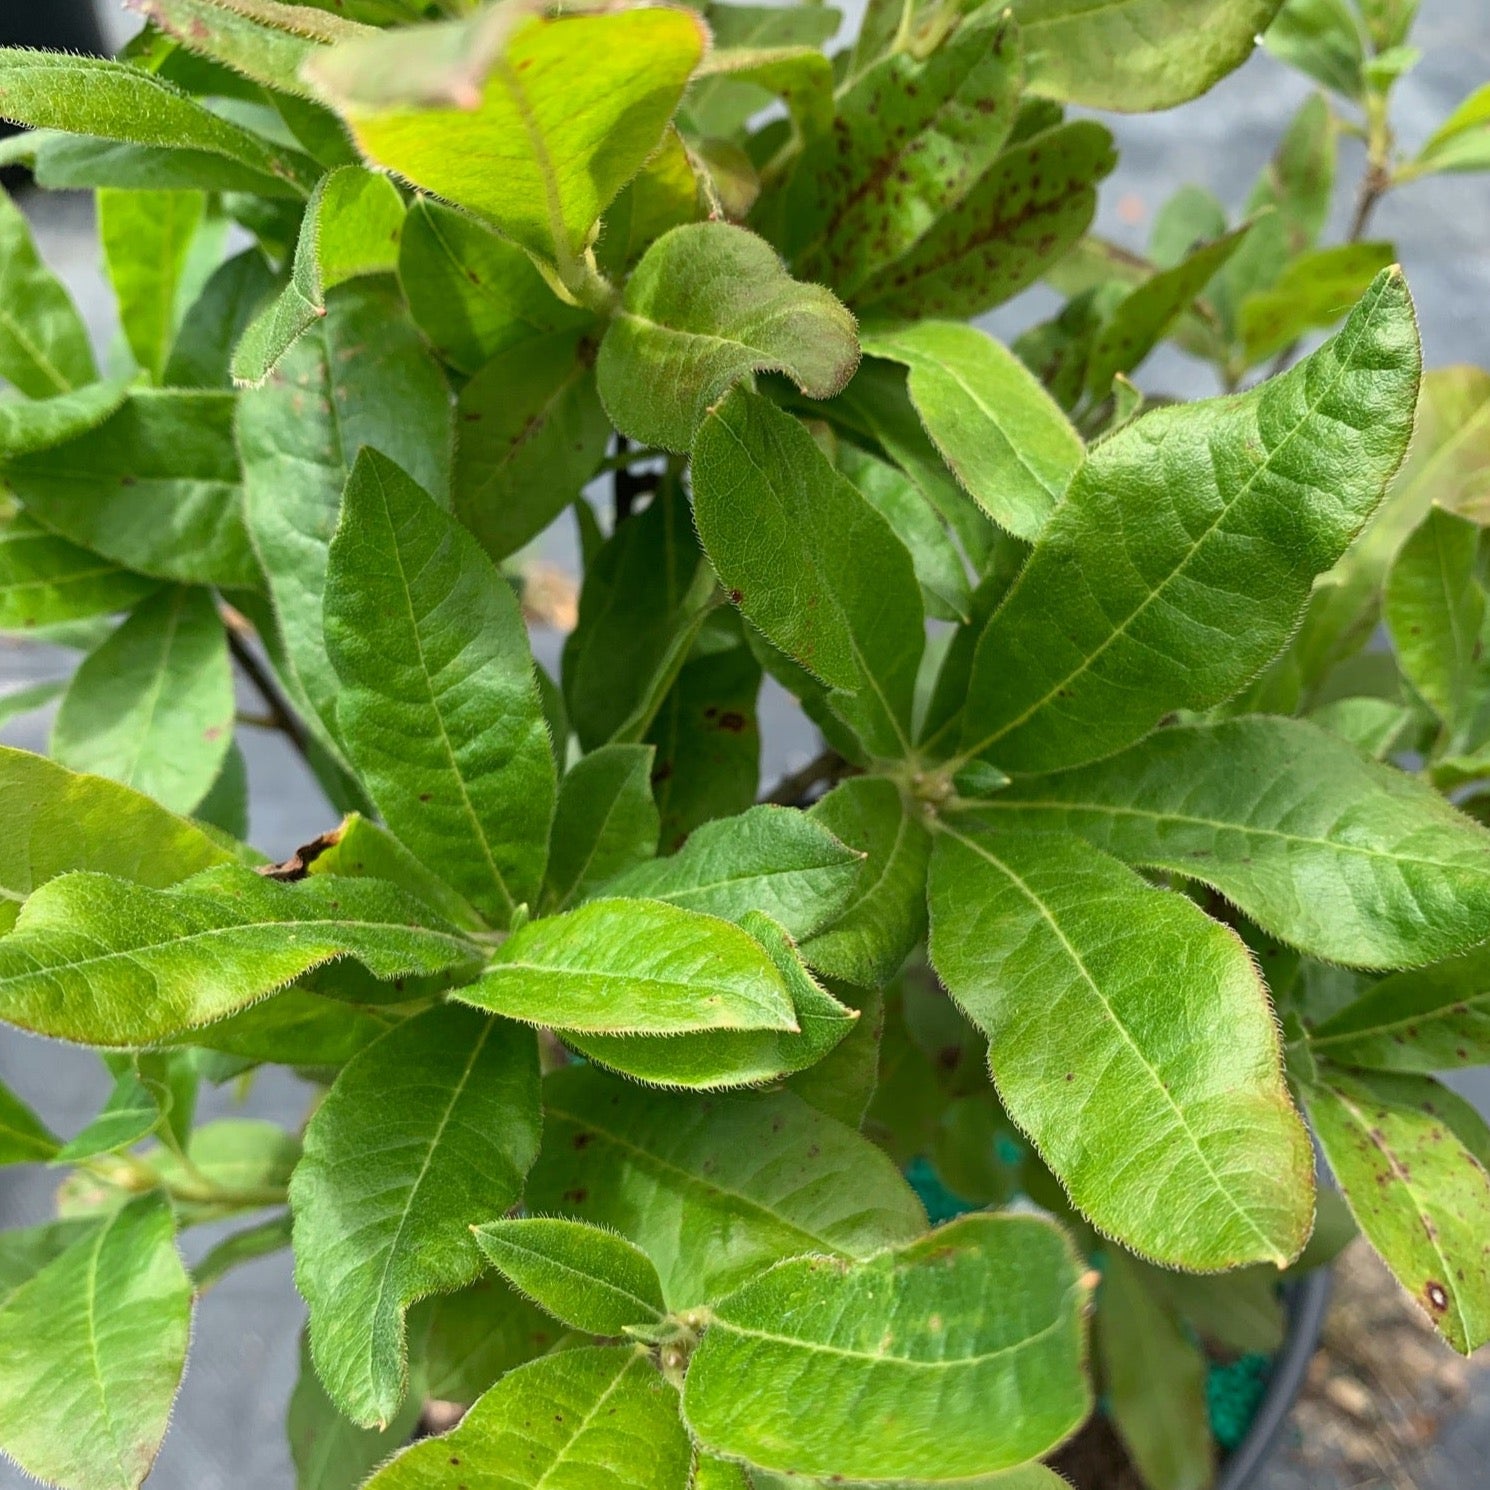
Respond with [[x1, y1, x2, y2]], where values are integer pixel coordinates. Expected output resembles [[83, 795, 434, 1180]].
[[712, 409, 914, 755], [977, 794, 1490, 878], [484, 1233, 663, 1322], [364, 461, 516, 919], [532, 1355, 642, 1490], [545, 1100, 858, 1263], [363, 1020, 494, 1417], [710, 1287, 1076, 1371], [81, 1208, 135, 1490], [1311, 988, 1490, 1049], [0, 913, 472, 985], [482, 956, 797, 1032]]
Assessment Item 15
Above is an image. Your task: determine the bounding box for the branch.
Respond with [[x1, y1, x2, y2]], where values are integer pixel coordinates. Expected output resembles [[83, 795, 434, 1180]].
[[759, 748, 850, 807], [222, 610, 313, 766]]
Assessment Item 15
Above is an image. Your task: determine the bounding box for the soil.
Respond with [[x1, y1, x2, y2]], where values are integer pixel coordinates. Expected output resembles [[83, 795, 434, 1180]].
[[1049, 1415, 1148, 1490]]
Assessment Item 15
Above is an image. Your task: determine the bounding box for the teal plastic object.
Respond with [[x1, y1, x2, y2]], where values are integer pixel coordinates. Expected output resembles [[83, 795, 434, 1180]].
[[1206, 1354, 1273, 1452]]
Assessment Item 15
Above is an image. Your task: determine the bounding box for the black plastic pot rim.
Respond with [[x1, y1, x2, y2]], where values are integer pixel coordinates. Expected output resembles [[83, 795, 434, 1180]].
[[1213, 1266, 1333, 1490]]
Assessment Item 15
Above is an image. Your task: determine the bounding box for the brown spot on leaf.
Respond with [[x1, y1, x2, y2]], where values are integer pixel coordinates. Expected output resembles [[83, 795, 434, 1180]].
[[1425, 1280, 1449, 1314]]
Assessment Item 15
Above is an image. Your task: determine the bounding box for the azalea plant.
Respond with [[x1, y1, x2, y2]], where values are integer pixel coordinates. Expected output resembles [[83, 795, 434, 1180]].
[[0, 0, 1489, 1488]]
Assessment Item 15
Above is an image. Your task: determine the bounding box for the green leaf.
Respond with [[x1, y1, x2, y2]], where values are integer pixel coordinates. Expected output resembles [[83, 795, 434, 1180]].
[[684, 3, 839, 141], [291, 1004, 541, 1427], [0, 1218, 100, 1301], [99, 189, 206, 384], [1011, 0, 1283, 109], [596, 126, 703, 274], [646, 634, 762, 853], [0, 680, 62, 727], [0, 48, 317, 194], [1412, 83, 1490, 176], [409, 1274, 560, 1407], [1084, 222, 1252, 396], [8, 388, 259, 590], [192, 1215, 290, 1299], [0, 1077, 57, 1165], [1264, 0, 1367, 98], [827, 360, 1001, 573], [684, 1213, 1091, 1483], [1310, 943, 1490, 1071], [288, 1329, 424, 1490], [1305, 1069, 1490, 1353], [984, 716, 1490, 968], [54, 1061, 168, 1165], [1148, 1263, 1286, 1355], [452, 329, 611, 563], [800, 778, 931, 987], [193, 740, 249, 839], [0, 378, 132, 462], [852, 121, 1116, 322], [788, 981, 884, 1130], [778, 6, 1020, 302], [1384, 504, 1487, 739], [834, 442, 971, 624], [233, 167, 406, 386], [161, 985, 389, 1068], [152, 1117, 299, 1204], [1359, 0, 1420, 50], [239, 276, 453, 765], [164, 248, 277, 390], [325, 448, 556, 928], [473, 1217, 666, 1336], [0, 187, 98, 397], [1097, 1251, 1215, 1490], [604, 803, 862, 942], [960, 269, 1421, 775], [928, 821, 1313, 1269], [1239, 242, 1397, 366], [0, 744, 232, 913], [1247, 92, 1336, 257], [305, 811, 486, 936], [51, 586, 233, 814], [860, 321, 1083, 542], [566, 910, 857, 1091], [688, 44, 832, 145], [307, 6, 706, 274], [362, 1345, 693, 1490], [598, 223, 859, 454], [544, 744, 660, 913], [458, 897, 796, 1037], [0, 862, 478, 1046], [692, 389, 924, 760], [527, 1065, 926, 1308], [0, 511, 155, 633], [135, 0, 354, 99], [0, 1193, 191, 1490], [564, 482, 707, 749], [397, 197, 592, 377], [24, 130, 304, 198], [1308, 694, 1417, 758], [1294, 365, 1490, 685]]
